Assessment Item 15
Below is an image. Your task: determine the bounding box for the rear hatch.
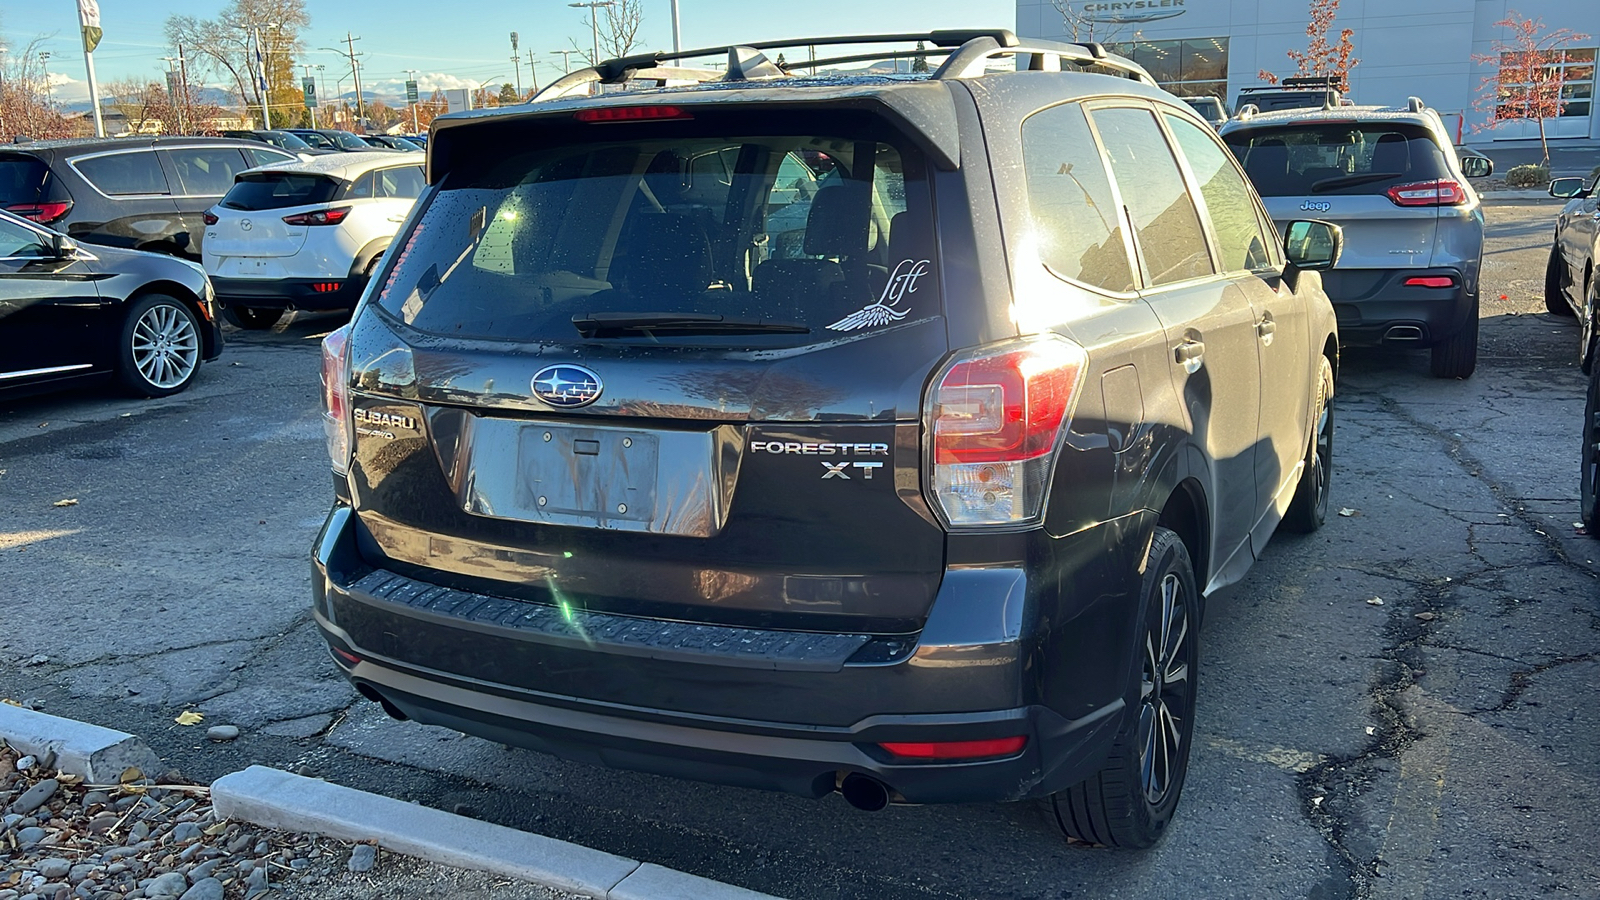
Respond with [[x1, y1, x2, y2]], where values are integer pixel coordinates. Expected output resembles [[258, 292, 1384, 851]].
[[346, 105, 950, 634], [1225, 121, 1452, 273], [205, 171, 342, 263], [0, 152, 72, 225]]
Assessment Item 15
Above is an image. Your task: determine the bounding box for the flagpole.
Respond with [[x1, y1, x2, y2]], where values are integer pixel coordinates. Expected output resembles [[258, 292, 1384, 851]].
[[83, 39, 103, 136], [78, 0, 104, 137]]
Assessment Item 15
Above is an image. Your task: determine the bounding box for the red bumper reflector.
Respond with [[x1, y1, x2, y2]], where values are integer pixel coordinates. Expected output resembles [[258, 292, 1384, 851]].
[[330, 647, 361, 666], [879, 736, 1028, 760], [1403, 276, 1456, 288], [311, 281, 343, 293]]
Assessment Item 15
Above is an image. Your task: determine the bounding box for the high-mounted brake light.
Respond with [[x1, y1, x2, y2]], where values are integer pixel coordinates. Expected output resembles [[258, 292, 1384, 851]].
[[879, 736, 1028, 760], [321, 324, 352, 475], [574, 105, 692, 123], [7, 200, 72, 224], [1385, 179, 1467, 207], [925, 334, 1088, 528], [283, 206, 351, 226], [1403, 275, 1456, 289]]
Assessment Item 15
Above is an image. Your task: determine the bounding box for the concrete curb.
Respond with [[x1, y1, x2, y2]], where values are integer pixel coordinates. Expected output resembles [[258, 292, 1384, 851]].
[[0, 704, 165, 784], [1479, 189, 1564, 201], [213, 765, 783, 900]]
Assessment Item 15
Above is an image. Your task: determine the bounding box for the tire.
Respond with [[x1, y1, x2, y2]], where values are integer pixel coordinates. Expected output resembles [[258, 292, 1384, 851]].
[[1430, 295, 1479, 379], [1283, 355, 1334, 534], [223, 305, 282, 330], [117, 295, 202, 398], [1046, 527, 1199, 849], [1546, 245, 1575, 317], [1582, 361, 1599, 535]]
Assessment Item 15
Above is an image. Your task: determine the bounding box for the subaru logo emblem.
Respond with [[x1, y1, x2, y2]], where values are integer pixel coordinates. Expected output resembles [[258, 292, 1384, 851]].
[[531, 364, 603, 409]]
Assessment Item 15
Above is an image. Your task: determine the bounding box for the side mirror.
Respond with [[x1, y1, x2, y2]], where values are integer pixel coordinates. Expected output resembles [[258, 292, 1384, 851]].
[[1460, 155, 1493, 179], [50, 233, 78, 258], [1285, 220, 1341, 271], [1550, 176, 1587, 199]]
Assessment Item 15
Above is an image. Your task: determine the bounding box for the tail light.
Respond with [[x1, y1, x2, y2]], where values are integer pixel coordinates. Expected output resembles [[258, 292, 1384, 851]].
[[575, 105, 692, 123], [1403, 275, 1456, 288], [925, 334, 1088, 528], [7, 200, 72, 224], [1385, 179, 1467, 207], [321, 324, 352, 475], [202, 211, 219, 226], [284, 206, 351, 226], [879, 736, 1028, 760]]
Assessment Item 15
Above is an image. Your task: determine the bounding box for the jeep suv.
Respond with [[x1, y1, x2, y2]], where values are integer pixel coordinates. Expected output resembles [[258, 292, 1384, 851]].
[[1221, 99, 1492, 377], [312, 30, 1341, 848]]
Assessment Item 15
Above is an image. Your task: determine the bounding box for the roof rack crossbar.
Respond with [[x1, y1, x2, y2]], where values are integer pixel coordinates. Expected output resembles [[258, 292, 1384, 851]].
[[934, 39, 1154, 84], [589, 30, 1019, 82]]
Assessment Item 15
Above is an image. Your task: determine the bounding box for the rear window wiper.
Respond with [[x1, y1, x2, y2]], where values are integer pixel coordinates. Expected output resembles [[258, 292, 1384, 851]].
[[572, 312, 810, 338], [1310, 171, 1405, 193]]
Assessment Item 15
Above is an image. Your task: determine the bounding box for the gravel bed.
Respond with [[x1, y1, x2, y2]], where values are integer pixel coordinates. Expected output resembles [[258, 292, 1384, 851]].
[[1, 741, 580, 900]]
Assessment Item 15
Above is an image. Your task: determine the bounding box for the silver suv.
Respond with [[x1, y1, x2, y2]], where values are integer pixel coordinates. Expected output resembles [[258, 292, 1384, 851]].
[[1220, 99, 1492, 377]]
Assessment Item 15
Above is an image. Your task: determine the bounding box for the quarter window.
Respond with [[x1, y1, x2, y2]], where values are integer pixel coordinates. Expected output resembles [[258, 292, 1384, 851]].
[[0, 218, 47, 257], [1164, 113, 1275, 273], [1090, 106, 1215, 287], [1020, 103, 1136, 293], [166, 148, 249, 196], [376, 166, 426, 199], [75, 151, 170, 196]]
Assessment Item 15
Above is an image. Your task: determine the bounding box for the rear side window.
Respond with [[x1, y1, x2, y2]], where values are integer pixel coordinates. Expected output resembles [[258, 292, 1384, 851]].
[[1020, 103, 1135, 293], [376, 120, 934, 346], [244, 147, 296, 167], [1164, 113, 1276, 273], [1223, 123, 1450, 197], [376, 166, 426, 199], [1090, 107, 1215, 287], [167, 148, 249, 196], [0, 155, 49, 205], [75, 151, 170, 196], [220, 172, 341, 211]]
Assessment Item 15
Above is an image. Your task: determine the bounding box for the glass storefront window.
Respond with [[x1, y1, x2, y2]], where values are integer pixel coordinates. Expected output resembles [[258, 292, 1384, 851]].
[[1108, 36, 1230, 100]]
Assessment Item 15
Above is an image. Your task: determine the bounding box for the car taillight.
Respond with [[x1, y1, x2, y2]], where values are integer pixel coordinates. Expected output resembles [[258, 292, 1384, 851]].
[[321, 324, 352, 475], [574, 105, 692, 123], [1403, 275, 1456, 288], [1385, 179, 1467, 207], [202, 211, 219, 226], [926, 334, 1088, 528], [7, 200, 72, 224], [284, 206, 351, 226], [879, 736, 1028, 760]]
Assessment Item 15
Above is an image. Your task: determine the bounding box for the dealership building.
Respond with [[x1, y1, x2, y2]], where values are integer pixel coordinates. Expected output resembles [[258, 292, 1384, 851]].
[[1016, 0, 1598, 144]]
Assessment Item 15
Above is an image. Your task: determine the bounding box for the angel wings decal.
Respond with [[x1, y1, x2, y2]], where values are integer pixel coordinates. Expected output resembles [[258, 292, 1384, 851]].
[[826, 258, 932, 332]]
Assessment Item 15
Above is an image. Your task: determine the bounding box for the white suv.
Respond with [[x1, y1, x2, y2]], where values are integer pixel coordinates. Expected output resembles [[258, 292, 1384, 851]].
[[202, 151, 425, 328]]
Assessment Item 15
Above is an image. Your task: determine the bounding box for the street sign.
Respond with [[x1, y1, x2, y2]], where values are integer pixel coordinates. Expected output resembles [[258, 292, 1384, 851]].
[[406, 80, 419, 104], [302, 77, 317, 108]]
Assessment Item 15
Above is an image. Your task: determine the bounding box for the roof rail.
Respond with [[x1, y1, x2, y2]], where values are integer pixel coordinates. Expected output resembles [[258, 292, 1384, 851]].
[[532, 29, 1153, 100], [1234, 103, 1259, 121], [1406, 96, 1425, 113]]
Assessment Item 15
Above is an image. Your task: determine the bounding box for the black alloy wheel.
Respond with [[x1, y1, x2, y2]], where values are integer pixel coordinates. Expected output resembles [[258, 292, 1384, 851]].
[[1283, 355, 1334, 533], [1048, 527, 1199, 849]]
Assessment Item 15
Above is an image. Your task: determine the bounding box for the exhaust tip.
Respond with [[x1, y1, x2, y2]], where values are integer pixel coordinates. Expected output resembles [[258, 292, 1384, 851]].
[[1384, 325, 1424, 341], [839, 773, 891, 812], [356, 683, 410, 721]]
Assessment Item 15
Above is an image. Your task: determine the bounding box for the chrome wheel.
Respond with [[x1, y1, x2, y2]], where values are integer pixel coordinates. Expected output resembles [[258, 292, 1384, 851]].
[[1138, 571, 1191, 806], [131, 302, 199, 389]]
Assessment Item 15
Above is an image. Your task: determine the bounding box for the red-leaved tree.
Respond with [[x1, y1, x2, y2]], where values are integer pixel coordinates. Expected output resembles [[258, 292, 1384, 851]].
[[1472, 12, 1589, 165], [1259, 0, 1359, 93]]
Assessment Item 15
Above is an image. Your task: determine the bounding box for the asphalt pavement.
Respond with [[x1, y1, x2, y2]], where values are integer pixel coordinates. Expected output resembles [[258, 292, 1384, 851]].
[[1, 198, 1596, 899]]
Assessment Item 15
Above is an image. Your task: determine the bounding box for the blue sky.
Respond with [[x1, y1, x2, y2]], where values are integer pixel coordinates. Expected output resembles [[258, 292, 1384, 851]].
[[2, 0, 1018, 103]]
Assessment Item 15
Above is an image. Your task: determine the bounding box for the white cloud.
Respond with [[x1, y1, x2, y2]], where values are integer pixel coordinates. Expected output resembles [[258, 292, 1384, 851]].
[[366, 72, 481, 95], [46, 72, 90, 104]]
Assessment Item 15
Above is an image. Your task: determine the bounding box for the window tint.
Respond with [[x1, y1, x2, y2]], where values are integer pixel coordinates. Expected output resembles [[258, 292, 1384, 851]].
[[1223, 124, 1451, 197], [0, 218, 48, 257], [378, 128, 932, 346], [1090, 106, 1214, 287], [376, 166, 426, 199], [220, 173, 342, 211], [75, 151, 170, 196], [167, 148, 248, 196], [1164, 113, 1275, 273], [0, 155, 49, 204], [1020, 103, 1135, 293], [346, 172, 377, 200]]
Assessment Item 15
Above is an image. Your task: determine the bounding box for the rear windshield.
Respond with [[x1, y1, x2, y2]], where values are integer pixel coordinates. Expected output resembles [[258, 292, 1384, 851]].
[[323, 131, 373, 151], [0, 155, 48, 204], [220, 172, 342, 211], [262, 131, 314, 151], [1224, 123, 1450, 197], [374, 115, 935, 346]]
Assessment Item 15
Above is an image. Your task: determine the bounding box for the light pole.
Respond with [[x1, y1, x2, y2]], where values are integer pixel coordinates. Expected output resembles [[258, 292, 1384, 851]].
[[161, 56, 186, 132], [315, 64, 328, 129], [568, 1, 614, 67], [550, 49, 577, 75], [404, 68, 419, 132], [0, 48, 9, 137], [39, 52, 53, 108], [671, 0, 681, 55], [510, 32, 522, 99]]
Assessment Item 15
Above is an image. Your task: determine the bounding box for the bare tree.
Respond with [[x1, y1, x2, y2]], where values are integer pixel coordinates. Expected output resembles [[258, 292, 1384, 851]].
[[1049, 1, 1133, 44], [165, 0, 308, 128], [1472, 11, 1589, 165], [1258, 0, 1359, 93], [573, 0, 644, 65], [0, 36, 74, 139]]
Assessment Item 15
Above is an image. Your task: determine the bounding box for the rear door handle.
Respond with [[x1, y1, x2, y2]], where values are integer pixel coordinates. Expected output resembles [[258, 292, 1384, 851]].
[[1174, 339, 1205, 373]]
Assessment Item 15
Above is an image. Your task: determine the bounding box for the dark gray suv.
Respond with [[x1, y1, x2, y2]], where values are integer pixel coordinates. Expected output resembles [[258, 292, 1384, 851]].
[[312, 30, 1341, 848]]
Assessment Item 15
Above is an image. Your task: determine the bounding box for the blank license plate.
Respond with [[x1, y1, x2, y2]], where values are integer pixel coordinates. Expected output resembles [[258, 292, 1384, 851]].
[[516, 426, 658, 524]]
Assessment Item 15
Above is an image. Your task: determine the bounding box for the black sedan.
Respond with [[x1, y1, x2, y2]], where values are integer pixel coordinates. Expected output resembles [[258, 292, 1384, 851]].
[[1548, 175, 1599, 366], [0, 209, 223, 399]]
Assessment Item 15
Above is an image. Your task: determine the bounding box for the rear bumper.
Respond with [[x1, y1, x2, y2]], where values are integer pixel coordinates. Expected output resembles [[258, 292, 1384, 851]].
[[310, 505, 1141, 804], [212, 276, 363, 311], [1320, 267, 1473, 346]]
